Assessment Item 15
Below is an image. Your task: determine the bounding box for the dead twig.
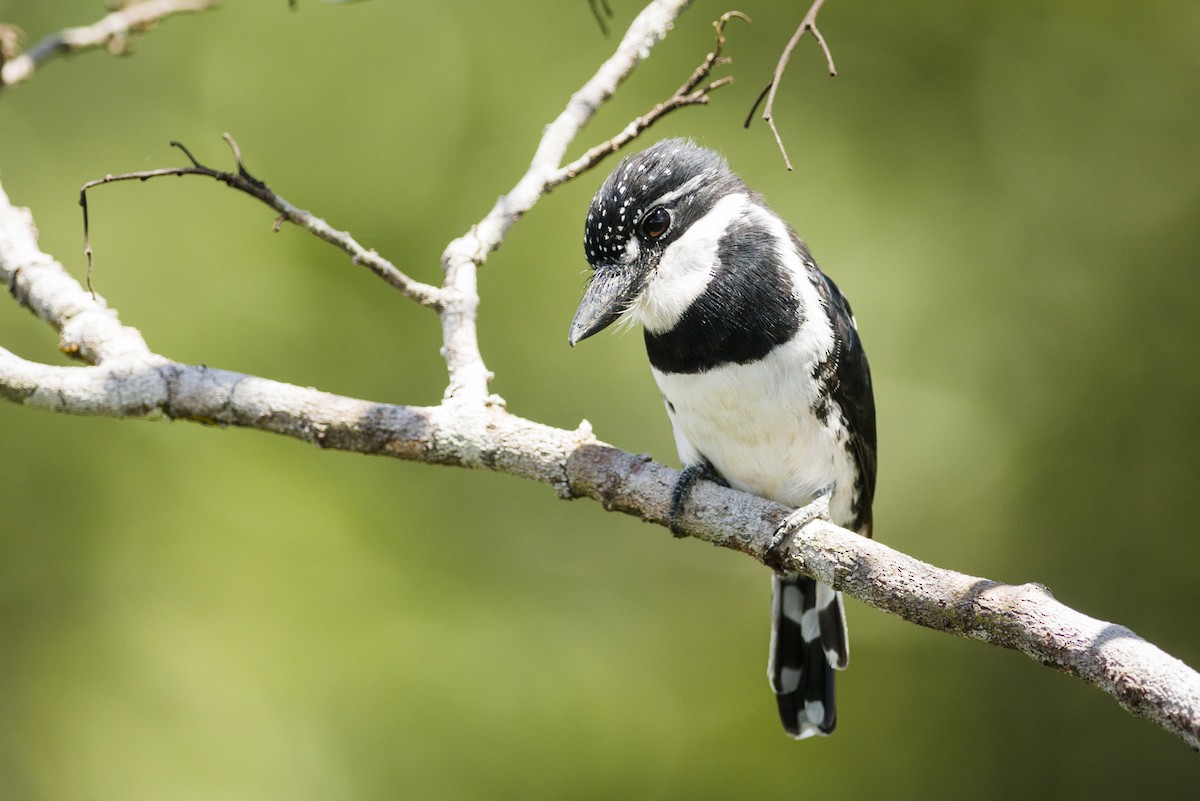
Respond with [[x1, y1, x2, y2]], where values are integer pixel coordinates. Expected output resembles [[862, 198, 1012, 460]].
[[553, 10, 750, 186], [589, 0, 615, 37], [78, 135, 443, 309], [744, 0, 836, 170], [0, 0, 217, 89]]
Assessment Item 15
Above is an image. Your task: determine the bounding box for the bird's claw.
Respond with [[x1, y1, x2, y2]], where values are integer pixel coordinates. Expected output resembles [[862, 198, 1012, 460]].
[[668, 459, 727, 538], [766, 485, 834, 567]]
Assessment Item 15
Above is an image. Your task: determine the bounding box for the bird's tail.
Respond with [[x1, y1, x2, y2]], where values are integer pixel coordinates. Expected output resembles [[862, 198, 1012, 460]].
[[768, 572, 848, 738]]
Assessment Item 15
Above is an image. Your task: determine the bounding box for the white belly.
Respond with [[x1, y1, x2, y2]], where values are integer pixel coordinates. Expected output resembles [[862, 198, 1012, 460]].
[[653, 342, 859, 524]]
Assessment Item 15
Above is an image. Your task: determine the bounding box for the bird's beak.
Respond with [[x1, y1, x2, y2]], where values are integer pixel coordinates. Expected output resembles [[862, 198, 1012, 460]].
[[568, 264, 645, 346]]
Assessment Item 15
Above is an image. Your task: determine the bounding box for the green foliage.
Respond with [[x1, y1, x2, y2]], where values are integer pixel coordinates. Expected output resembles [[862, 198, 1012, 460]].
[[1, 0, 1198, 797]]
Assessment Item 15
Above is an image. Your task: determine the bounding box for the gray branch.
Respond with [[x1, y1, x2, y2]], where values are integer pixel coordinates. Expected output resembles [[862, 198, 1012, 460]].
[[1, 329, 1197, 751], [438, 0, 694, 403], [1, 0, 1198, 753], [0, 0, 217, 89]]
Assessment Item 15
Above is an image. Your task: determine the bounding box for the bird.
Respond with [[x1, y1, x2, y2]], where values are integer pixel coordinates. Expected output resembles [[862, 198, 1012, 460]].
[[568, 138, 876, 739]]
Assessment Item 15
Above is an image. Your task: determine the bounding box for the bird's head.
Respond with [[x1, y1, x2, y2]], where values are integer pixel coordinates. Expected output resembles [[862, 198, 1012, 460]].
[[568, 139, 743, 345]]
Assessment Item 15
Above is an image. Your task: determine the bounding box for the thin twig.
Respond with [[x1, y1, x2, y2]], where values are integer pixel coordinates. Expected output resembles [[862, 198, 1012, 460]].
[[589, 0, 614, 37], [553, 11, 749, 186], [78, 136, 444, 309], [0, 0, 217, 89], [744, 0, 836, 170]]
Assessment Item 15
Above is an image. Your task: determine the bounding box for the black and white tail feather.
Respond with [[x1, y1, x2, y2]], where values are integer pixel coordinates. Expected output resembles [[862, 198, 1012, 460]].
[[569, 139, 877, 739], [770, 574, 846, 737]]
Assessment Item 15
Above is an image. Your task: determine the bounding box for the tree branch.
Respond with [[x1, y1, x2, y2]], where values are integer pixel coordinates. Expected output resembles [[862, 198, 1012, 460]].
[[437, 0, 696, 403], [0, 0, 217, 89], [744, 0, 837, 170], [73, 1, 708, 407], [1, 329, 1196, 750], [552, 11, 747, 185], [0, 185, 151, 365], [588, 0, 614, 37], [78, 136, 444, 309]]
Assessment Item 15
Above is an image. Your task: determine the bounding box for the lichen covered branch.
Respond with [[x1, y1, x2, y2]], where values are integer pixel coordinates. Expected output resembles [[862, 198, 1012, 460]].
[[0, 0, 217, 89]]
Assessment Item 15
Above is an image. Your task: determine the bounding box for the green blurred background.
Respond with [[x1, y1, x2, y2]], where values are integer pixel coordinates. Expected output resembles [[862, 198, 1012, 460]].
[[2, 0, 1198, 797]]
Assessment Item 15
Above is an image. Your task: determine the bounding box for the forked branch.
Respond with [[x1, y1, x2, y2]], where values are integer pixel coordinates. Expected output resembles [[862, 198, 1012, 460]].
[[744, 0, 837, 170], [0, 0, 217, 89], [554, 11, 749, 185], [79, 135, 444, 309], [75, 1, 736, 405]]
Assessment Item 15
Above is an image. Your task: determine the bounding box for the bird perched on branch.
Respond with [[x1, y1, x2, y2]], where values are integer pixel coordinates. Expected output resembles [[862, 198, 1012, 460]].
[[569, 139, 876, 738]]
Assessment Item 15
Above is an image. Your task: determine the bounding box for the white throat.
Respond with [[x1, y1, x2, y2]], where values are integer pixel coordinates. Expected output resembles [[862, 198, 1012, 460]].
[[629, 192, 752, 334]]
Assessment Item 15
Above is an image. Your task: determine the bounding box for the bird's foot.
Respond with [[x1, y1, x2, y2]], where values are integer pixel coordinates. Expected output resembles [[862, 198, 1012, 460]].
[[766, 484, 834, 569], [668, 459, 727, 538]]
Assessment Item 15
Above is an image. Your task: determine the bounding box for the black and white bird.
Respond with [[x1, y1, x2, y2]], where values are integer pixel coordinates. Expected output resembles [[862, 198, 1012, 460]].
[[568, 139, 876, 739]]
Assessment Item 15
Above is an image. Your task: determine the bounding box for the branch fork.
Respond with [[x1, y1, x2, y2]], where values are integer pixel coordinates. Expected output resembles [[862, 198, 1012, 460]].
[[0, 0, 217, 89], [745, 0, 837, 170]]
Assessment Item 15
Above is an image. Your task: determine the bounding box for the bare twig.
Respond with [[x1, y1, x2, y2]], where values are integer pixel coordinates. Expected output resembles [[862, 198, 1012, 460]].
[[553, 11, 749, 185], [1, 185, 152, 365], [0, 0, 217, 89], [78, 136, 444, 309], [589, 0, 615, 36], [744, 0, 836, 170]]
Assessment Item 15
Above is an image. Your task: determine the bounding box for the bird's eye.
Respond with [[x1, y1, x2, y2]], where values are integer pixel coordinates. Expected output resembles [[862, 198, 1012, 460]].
[[640, 208, 670, 240]]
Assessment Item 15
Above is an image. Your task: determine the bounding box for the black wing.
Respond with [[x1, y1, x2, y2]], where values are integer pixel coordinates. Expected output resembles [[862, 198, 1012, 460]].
[[802, 242, 878, 537]]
